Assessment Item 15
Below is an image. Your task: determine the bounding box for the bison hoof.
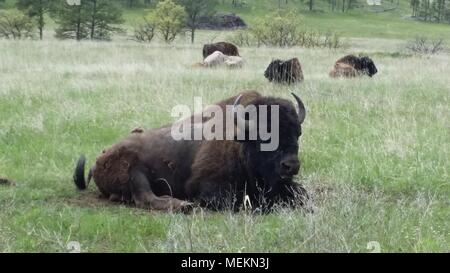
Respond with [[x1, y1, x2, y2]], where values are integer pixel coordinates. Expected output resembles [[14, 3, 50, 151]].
[[156, 196, 195, 213], [178, 201, 195, 214]]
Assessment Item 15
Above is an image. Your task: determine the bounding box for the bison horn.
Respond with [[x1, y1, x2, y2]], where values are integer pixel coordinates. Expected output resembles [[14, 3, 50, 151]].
[[291, 93, 306, 124], [233, 94, 257, 133]]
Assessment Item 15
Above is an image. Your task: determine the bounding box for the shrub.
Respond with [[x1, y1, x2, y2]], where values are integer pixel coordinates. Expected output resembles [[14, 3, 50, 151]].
[[227, 29, 252, 47], [151, 0, 186, 43], [227, 25, 342, 49], [405, 36, 445, 55], [226, 11, 342, 49], [133, 17, 155, 43], [259, 11, 303, 47], [0, 10, 35, 40]]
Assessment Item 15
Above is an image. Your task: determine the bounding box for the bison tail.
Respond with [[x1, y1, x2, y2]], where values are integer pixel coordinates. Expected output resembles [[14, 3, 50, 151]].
[[74, 155, 88, 190]]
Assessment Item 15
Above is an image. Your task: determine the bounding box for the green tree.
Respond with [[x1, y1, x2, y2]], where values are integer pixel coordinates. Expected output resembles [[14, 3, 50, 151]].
[[308, 0, 314, 11], [411, 0, 420, 17], [126, 0, 137, 8], [151, 0, 186, 43], [178, 0, 217, 43], [52, 0, 123, 41], [118, 0, 153, 8], [52, 1, 90, 40], [260, 10, 303, 47], [231, 0, 244, 7], [0, 10, 35, 40], [87, 0, 124, 40], [133, 16, 155, 42], [16, 0, 52, 40]]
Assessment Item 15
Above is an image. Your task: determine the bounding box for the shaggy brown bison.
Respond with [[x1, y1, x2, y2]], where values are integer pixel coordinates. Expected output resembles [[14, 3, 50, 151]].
[[329, 63, 358, 78], [74, 91, 308, 212], [203, 42, 240, 59], [195, 51, 244, 68], [264, 58, 304, 84], [330, 55, 378, 78]]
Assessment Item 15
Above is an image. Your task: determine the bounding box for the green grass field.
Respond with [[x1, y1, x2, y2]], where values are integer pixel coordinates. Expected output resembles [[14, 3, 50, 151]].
[[0, 0, 449, 253], [0, 35, 449, 252], [215, 0, 450, 40], [117, 0, 450, 41]]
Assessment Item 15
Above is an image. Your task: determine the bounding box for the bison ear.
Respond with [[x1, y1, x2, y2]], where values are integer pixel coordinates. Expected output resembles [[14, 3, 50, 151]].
[[291, 93, 306, 124]]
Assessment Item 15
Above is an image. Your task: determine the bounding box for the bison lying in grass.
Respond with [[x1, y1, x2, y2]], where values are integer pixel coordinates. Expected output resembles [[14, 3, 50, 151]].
[[329, 55, 378, 78], [74, 91, 308, 212], [203, 42, 240, 59], [194, 51, 244, 68], [264, 58, 304, 84]]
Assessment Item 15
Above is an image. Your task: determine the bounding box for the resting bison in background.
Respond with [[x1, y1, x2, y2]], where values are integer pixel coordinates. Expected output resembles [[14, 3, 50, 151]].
[[195, 51, 244, 68], [74, 91, 308, 212], [330, 55, 378, 78], [203, 42, 240, 59], [264, 58, 304, 84], [329, 63, 358, 78]]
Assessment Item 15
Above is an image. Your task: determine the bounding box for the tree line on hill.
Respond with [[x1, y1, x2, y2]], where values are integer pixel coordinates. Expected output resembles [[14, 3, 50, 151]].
[[410, 0, 450, 23], [0, 0, 217, 42], [1, 0, 450, 42]]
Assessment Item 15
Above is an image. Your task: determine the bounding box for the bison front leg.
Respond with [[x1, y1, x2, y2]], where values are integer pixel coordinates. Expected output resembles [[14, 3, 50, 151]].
[[129, 166, 193, 212]]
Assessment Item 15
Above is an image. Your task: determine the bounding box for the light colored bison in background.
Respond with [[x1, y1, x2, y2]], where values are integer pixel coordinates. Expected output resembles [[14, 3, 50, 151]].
[[194, 51, 244, 68], [203, 51, 244, 68]]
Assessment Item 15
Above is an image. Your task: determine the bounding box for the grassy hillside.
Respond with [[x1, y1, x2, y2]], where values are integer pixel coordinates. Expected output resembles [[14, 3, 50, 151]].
[[1, 0, 449, 40], [0, 39, 448, 252], [216, 0, 450, 40], [117, 0, 450, 40]]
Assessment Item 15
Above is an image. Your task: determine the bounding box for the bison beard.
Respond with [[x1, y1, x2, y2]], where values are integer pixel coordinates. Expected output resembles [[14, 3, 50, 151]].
[[264, 58, 304, 84], [330, 55, 378, 78], [74, 91, 308, 212], [203, 42, 240, 59]]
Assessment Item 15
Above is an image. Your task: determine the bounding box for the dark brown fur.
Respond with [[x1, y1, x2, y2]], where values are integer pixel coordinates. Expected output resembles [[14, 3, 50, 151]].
[[330, 55, 378, 78], [264, 58, 304, 84], [74, 91, 308, 212], [329, 63, 358, 78], [203, 42, 240, 59]]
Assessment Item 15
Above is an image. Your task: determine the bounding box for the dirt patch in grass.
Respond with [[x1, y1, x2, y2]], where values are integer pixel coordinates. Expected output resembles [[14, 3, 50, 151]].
[[64, 191, 117, 208]]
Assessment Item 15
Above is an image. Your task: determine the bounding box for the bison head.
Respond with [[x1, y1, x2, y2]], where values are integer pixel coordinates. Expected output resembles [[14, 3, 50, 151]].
[[360, 56, 378, 77], [233, 93, 306, 189]]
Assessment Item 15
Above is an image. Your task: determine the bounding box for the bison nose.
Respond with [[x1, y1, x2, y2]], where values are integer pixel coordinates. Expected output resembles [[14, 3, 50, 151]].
[[280, 158, 300, 176]]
